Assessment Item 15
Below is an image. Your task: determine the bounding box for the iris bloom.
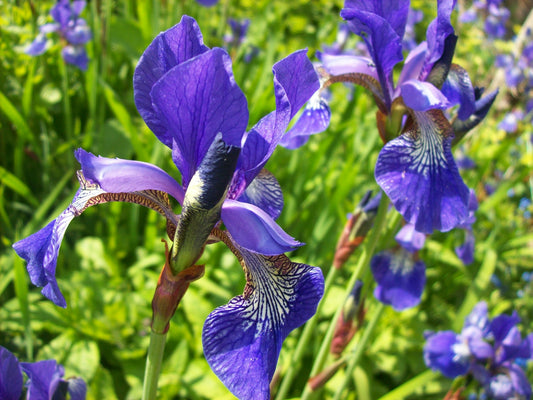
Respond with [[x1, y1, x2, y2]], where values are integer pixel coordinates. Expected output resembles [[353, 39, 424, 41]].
[[0, 346, 86, 400], [424, 302, 533, 399], [14, 16, 324, 400], [285, 0, 497, 234], [25, 0, 92, 70]]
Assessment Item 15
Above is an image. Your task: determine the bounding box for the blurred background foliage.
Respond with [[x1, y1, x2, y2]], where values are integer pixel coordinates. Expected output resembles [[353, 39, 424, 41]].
[[0, 0, 532, 399]]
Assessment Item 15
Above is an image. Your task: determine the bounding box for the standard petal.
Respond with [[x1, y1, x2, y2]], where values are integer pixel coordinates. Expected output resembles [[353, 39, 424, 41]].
[[150, 48, 248, 188], [340, 8, 404, 107], [371, 249, 426, 310], [202, 249, 324, 400], [400, 80, 451, 111], [441, 64, 476, 120], [279, 93, 331, 149], [396, 42, 428, 89], [133, 16, 209, 147], [424, 0, 456, 72], [237, 169, 284, 220], [0, 347, 23, 400], [75, 148, 184, 204], [237, 49, 319, 185], [221, 199, 302, 255], [375, 110, 470, 233]]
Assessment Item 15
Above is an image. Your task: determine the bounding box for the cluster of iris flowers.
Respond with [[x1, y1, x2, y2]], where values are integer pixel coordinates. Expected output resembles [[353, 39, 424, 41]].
[[10, 0, 532, 399]]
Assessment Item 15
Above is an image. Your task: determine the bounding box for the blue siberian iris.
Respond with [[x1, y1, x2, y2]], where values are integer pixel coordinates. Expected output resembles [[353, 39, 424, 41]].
[[13, 16, 324, 400]]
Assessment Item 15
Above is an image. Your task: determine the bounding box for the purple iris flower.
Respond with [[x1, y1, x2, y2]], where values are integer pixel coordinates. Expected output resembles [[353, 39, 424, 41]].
[[284, 0, 497, 234], [25, 0, 92, 70], [460, 0, 510, 39], [424, 302, 533, 399], [0, 346, 86, 400], [14, 16, 324, 400]]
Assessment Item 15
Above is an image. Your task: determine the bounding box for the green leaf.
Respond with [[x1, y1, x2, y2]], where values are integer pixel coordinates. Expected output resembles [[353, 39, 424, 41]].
[[0, 165, 39, 207]]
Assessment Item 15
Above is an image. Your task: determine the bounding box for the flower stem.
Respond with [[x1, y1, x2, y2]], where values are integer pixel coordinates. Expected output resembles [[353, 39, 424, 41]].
[[142, 331, 167, 400], [300, 194, 390, 400], [58, 59, 72, 140], [332, 302, 385, 400]]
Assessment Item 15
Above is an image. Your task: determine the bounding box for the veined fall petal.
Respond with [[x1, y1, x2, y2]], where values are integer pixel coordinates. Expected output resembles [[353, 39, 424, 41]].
[[202, 246, 324, 400]]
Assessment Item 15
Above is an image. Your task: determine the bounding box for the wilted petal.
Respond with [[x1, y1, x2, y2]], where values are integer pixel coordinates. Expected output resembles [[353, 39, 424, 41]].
[[221, 199, 302, 255], [61, 45, 89, 70], [371, 249, 426, 310], [133, 16, 209, 147], [151, 48, 248, 187], [238, 49, 320, 185], [20, 360, 64, 400], [375, 110, 470, 233], [25, 34, 48, 56], [280, 93, 331, 149], [424, 331, 471, 378], [400, 80, 450, 111], [237, 169, 284, 220], [395, 223, 426, 252], [0, 347, 22, 400], [76, 148, 184, 204], [203, 249, 324, 400]]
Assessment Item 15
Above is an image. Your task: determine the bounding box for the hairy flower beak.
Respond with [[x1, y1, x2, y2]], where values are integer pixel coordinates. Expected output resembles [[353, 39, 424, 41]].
[[170, 133, 240, 274]]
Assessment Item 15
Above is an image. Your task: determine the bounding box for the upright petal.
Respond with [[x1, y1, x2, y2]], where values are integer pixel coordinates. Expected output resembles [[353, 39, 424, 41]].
[[150, 48, 248, 187], [424, 0, 457, 73], [0, 347, 22, 400], [375, 110, 470, 233], [203, 248, 324, 400], [237, 49, 319, 186], [221, 199, 302, 255], [236, 169, 284, 220], [133, 16, 209, 147]]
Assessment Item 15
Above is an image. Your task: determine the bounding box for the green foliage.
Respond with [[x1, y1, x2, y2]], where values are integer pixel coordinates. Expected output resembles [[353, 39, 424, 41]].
[[1, 0, 532, 399]]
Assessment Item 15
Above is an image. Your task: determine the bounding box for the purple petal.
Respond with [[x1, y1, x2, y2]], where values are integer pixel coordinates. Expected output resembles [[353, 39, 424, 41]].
[[423, 331, 471, 378], [203, 249, 324, 400], [455, 230, 475, 265], [508, 363, 533, 399], [452, 89, 498, 137], [75, 148, 184, 204], [236, 169, 284, 220], [150, 48, 248, 188], [397, 42, 428, 88], [279, 93, 331, 149], [395, 223, 426, 252], [67, 378, 87, 400], [343, 0, 410, 39], [441, 64, 476, 120], [64, 19, 92, 45], [0, 347, 23, 400], [20, 360, 64, 400], [61, 45, 89, 70], [340, 7, 404, 107], [221, 199, 302, 255], [375, 110, 470, 233], [371, 249, 426, 310], [318, 53, 379, 79], [490, 312, 521, 346], [71, 1, 86, 16], [51, 0, 72, 27], [133, 16, 210, 148], [400, 80, 451, 111], [39, 23, 60, 34], [463, 301, 490, 335], [25, 34, 48, 56], [196, 0, 219, 5], [237, 49, 319, 185], [424, 0, 456, 74]]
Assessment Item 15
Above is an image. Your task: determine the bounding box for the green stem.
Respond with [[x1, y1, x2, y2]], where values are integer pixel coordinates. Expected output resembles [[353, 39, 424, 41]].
[[58, 60, 72, 140], [274, 266, 339, 400], [300, 194, 390, 400], [142, 331, 168, 400], [332, 302, 385, 400]]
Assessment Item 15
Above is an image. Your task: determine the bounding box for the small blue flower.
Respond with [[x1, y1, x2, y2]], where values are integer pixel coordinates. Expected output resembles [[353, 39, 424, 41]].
[[14, 16, 324, 400], [25, 0, 92, 70]]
